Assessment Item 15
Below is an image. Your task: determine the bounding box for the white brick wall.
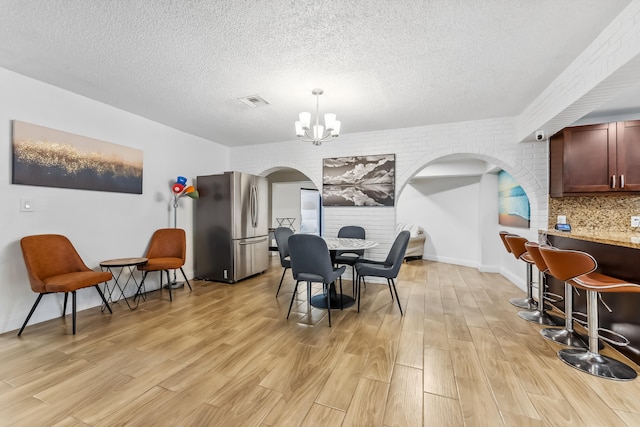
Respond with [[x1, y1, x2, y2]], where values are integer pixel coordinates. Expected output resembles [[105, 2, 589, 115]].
[[231, 116, 548, 264]]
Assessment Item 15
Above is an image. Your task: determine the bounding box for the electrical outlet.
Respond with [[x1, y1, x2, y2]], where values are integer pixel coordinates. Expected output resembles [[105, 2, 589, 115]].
[[632, 216, 640, 227]]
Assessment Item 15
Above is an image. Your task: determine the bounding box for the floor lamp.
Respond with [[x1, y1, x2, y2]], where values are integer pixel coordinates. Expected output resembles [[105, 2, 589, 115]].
[[169, 175, 199, 288]]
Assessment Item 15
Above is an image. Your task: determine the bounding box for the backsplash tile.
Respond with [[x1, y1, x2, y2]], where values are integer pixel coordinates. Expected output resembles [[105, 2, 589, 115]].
[[548, 195, 640, 232]]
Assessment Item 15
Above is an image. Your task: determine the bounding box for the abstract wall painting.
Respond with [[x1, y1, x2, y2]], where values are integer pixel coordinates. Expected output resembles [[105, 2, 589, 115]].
[[12, 120, 143, 194], [498, 170, 530, 228], [322, 154, 395, 206]]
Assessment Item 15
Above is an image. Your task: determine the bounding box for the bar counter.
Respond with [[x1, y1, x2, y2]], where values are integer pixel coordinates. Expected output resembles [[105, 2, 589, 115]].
[[542, 228, 640, 249], [539, 229, 640, 365]]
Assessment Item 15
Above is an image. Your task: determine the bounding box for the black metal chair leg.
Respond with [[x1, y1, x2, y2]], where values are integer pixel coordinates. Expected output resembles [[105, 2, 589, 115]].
[[287, 280, 301, 319], [63, 292, 68, 316], [164, 270, 172, 301], [387, 279, 395, 301], [390, 278, 403, 315], [72, 290, 77, 335], [326, 282, 332, 327], [95, 285, 112, 314], [18, 294, 44, 336], [276, 267, 288, 297], [357, 275, 362, 313], [180, 267, 192, 291], [352, 266, 356, 296]]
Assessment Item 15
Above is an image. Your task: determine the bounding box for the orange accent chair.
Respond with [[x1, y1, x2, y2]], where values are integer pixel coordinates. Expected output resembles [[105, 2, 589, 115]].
[[19, 234, 113, 336], [137, 228, 192, 301]]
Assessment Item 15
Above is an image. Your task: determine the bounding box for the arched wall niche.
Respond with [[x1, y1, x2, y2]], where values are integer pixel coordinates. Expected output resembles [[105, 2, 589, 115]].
[[396, 151, 544, 234]]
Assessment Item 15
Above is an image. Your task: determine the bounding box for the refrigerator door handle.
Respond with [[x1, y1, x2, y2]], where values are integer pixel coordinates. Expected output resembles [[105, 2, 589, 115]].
[[251, 185, 258, 228], [239, 237, 268, 245]]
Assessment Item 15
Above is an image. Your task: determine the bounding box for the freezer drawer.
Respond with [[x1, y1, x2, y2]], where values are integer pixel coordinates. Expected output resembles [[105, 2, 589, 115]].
[[233, 236, 269, 282]]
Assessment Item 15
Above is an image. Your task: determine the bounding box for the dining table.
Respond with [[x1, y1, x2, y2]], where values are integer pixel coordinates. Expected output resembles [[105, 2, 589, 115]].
[[310, 236, 379, 309]]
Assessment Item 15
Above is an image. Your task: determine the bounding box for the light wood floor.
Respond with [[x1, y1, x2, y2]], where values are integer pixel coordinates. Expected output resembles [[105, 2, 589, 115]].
[[2, 258, 640, 426]]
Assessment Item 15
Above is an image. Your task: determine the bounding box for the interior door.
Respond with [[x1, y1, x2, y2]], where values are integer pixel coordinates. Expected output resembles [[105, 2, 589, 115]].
[[300, 188, 321, 235]]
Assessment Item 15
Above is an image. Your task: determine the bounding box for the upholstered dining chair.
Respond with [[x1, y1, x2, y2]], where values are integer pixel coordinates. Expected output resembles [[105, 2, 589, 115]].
[[137, 228, 191, 301], [334, 225, 366, 294], [287, 234, 346, 327], [274, 227, 294, 297], [355, 230, 410, 315], [18, 234, 113, 336]]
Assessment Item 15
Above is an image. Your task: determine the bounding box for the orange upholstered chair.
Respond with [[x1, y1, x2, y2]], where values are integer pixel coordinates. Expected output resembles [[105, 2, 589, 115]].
[[19, 234, 113, 336], [138, 228, 192, 301]]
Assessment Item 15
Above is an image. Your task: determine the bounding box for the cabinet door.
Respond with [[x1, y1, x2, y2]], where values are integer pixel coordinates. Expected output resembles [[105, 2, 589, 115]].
[[563, 123, 616, 193], [616, 120, 640, 191]]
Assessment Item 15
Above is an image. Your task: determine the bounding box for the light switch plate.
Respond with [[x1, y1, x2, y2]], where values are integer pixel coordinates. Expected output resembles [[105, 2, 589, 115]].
[[557, 215, 567, 225], [20, 198, 34, 212], [632, 216, 640, 227]]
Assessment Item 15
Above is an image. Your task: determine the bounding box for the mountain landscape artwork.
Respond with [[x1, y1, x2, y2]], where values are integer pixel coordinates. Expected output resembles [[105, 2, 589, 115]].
[[322, 154, 395, 206]]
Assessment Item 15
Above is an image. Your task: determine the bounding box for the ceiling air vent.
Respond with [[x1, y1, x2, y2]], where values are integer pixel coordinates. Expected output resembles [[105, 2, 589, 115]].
[[237, 94, 270, 109]]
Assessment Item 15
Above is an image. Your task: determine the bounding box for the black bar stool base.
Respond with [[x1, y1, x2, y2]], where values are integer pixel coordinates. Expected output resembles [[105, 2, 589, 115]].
[[558, 349, 637, 381]]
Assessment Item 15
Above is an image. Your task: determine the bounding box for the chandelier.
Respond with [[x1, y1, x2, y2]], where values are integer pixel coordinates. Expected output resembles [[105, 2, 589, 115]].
[[295, 88, 341, 145]]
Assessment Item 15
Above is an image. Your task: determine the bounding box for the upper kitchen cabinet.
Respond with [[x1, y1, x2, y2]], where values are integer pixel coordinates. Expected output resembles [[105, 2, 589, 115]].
[[549, 120, 640, 197]]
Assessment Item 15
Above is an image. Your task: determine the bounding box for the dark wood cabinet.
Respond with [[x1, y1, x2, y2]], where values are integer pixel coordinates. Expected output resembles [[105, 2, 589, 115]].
[[549, 120, 640, 197]]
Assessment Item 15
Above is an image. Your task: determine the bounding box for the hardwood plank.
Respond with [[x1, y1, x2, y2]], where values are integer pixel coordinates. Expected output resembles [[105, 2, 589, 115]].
[[423, 347, 457, 399], [342, 377, 389, 427], [362, 336, 398, 383], [300, 404, 346, 426], [316, 353, 366, 411], [423, 393, 463, 427], [444, 314, 472, 341], [396, 330, 424, 369], [383, 365, 423, 427], [456, 377, 503, 427]]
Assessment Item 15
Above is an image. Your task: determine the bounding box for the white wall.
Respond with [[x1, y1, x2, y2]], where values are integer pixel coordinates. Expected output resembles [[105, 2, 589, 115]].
[[0, 67, 230, 333], [398, 176, 482, 268], [396, 171, 531, 290]]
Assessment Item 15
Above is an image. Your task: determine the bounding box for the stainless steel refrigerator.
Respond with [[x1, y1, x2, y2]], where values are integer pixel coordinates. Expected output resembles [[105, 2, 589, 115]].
[[194, 171, 269, 283]]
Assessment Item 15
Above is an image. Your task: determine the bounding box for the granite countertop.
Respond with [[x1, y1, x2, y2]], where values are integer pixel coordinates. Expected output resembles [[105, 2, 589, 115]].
[[540, 229, 640, 249]]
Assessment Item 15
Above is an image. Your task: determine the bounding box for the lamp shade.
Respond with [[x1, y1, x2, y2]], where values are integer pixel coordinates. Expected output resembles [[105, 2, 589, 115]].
[[299, 112, 311, 130], [172, 183, 185, 193]]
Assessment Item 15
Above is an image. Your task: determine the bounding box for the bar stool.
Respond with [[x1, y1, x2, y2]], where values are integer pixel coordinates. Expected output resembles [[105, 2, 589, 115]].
[[539, 245, 637, 381], [517, 241, 564, 326], [501, 233, 537, 310], [536, 245, 588, 349]]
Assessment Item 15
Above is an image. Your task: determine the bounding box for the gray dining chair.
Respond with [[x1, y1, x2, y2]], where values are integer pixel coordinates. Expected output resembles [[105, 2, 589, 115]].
[[355, 230, 410, 315], [274, 227, 294, 297], [287, 234, 346, 327], [334, 225, 366, 294]]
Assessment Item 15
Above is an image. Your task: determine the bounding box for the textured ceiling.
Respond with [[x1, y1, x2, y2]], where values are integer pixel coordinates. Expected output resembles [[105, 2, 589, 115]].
[[0, 0, 636, 146]]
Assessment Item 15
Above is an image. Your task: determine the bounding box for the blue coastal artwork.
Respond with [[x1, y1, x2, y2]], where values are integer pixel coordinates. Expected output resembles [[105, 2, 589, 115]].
[[498, 170, 530, 228]]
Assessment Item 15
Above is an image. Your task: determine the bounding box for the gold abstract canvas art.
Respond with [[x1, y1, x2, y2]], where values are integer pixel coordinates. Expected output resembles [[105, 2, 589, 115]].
[[12, 120, 143, 194]]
